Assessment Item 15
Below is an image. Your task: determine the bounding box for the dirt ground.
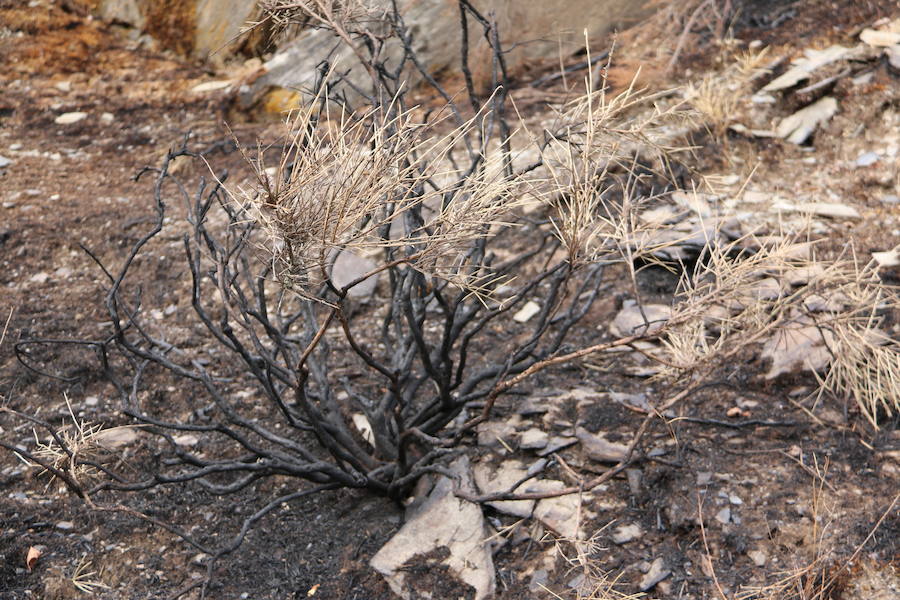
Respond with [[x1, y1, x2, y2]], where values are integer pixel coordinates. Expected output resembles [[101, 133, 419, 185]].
[[1, 1, 899, 599]]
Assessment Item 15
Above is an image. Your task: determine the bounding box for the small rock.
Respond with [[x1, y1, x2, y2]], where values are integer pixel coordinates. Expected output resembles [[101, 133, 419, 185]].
[[611, 523, 643, 544], [0, 155, 11, 168], [860, 28, 900, 47], [529, 569, 549, 593], [513, 300, 541, 323], [639, 558, 671, 591], [873, 249, 900, 268], [30, 272, 49, 284], [191, 80, 232, 93], [8, 143, 22, 151], [609, 302, 671, 338], [882, 194, 899, 205], [748, 550, 768, 567], [100, 112, 115, 123], [726, 407, 743, 418], [84, 396, 99, 407], [626, 468, 642, 496], [54, 112, 87, 125], [715, 507, 731, 524], [56, 521, 75, 531], [54, 80, 72, 92], [519, 428, 549, 450], [775, 96, 838, 144], [95, 427, 138, 448], [54, 267, 72, 279], [773, 201, 861, 220], [173, 434, 200, 447], [729, 494, 743, 505], [473, 460, 536, 518], [330, 250, 378, 298], [576, 428, 628, 463], [696, 471, 713, 486], [856, 151, 880, 167], [536, 436, 578, 457]]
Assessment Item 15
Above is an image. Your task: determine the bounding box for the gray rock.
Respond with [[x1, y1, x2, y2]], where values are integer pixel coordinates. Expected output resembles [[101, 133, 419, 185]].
[[715, 507, 732, 524], [576, 427, 629, 463], [0, 155, 11, 168], [519, 428, 549, 450], [639, 558, 671, 591], [371, 456, 495, 599], [775, 96, 838, 144], [330, 250, 379, 298], [611, 523, 643, 544], [856, 151, 880, 167]]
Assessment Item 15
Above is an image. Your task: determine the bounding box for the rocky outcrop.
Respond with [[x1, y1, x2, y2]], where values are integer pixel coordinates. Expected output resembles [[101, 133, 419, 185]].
[[94, 0, 259, 62], [250, 0, 655, 107]]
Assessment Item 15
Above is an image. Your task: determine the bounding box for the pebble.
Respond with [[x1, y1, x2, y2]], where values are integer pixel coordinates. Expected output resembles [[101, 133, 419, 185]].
[[85, 396, 99, 407], [54, 111, 87, 125], [8, 143, 22, 151], [49, 194, 60, 201], [639, 558, 671, 591], [748, 550, 768, 567], [56, 521, 75, 530], [611, 523, 643, 544], [30, 272, 50, 284], [715, 507, 732, 524], [0, 155, 11, 168], [856, 151, 880, 167], [882, 194, 899, 205], [101, 112, 115, 123]]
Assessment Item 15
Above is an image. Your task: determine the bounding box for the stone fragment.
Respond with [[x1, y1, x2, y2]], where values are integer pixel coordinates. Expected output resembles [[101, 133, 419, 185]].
[[611, 523, 643, 544], [576, 428, 628, 463], [775, 97, 838, 144], [191, 80, 232, 93], [873, 249, 900, 268], [761, 319, 836, 379], [519, 428, 549, 450], [54, 112, 87, 125], [748, 550, 768, 567], [472, 460, 535, 519], [531, 480, 583, 539], [56, 521, 75, 531], [762, 45, 851, 92], [772, 200, 860, 220], [609, 302, 671, 338], [513, 301, 541, 323], [715, 507, 732, 524], [330, 250, 378, 298], [860, 28, 900, 47], [371, 457, 495, 599], [639, 558, 671, 591], [536, 436, 578, 457], [0, 155, 11, 168], [856, 151, 880, 167], [95, 426, 138, 448]]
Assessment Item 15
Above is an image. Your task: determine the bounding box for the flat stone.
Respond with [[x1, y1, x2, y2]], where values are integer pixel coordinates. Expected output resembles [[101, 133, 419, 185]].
[[856, 151, 880, 167], [611, 523, 643, 544], [0, 155, 11, 168], [191, 80, 232, 93], [775, 96, 838, 144], [330, 250, 379, 298], [576, 428, 628, 463], [748, 550, 768, 567], [371, 456, 495, 599], [639, 557, 671, 591], [519, 428, 549, 450], [472, 460, 536, 518], [513, 300, 541, 323], [715, 507, 732, 524], [56, 521, 75, 531], [54, 112, 87, 125], [609, 302, 671, 338], [530, 480, 583, 539], [95, 426, 139, 448], [773, 201, 861, 220], [860, 28, 900, 47], [536, 436, 578, 457]]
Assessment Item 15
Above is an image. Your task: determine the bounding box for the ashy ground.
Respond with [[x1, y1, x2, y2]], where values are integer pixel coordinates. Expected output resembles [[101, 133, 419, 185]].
[[1, 1, 899, 599]]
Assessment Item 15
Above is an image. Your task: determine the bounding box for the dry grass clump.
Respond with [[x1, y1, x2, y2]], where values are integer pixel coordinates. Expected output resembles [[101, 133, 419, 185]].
[[655, 226, 900, 427], [236, 100, 520, 294]]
